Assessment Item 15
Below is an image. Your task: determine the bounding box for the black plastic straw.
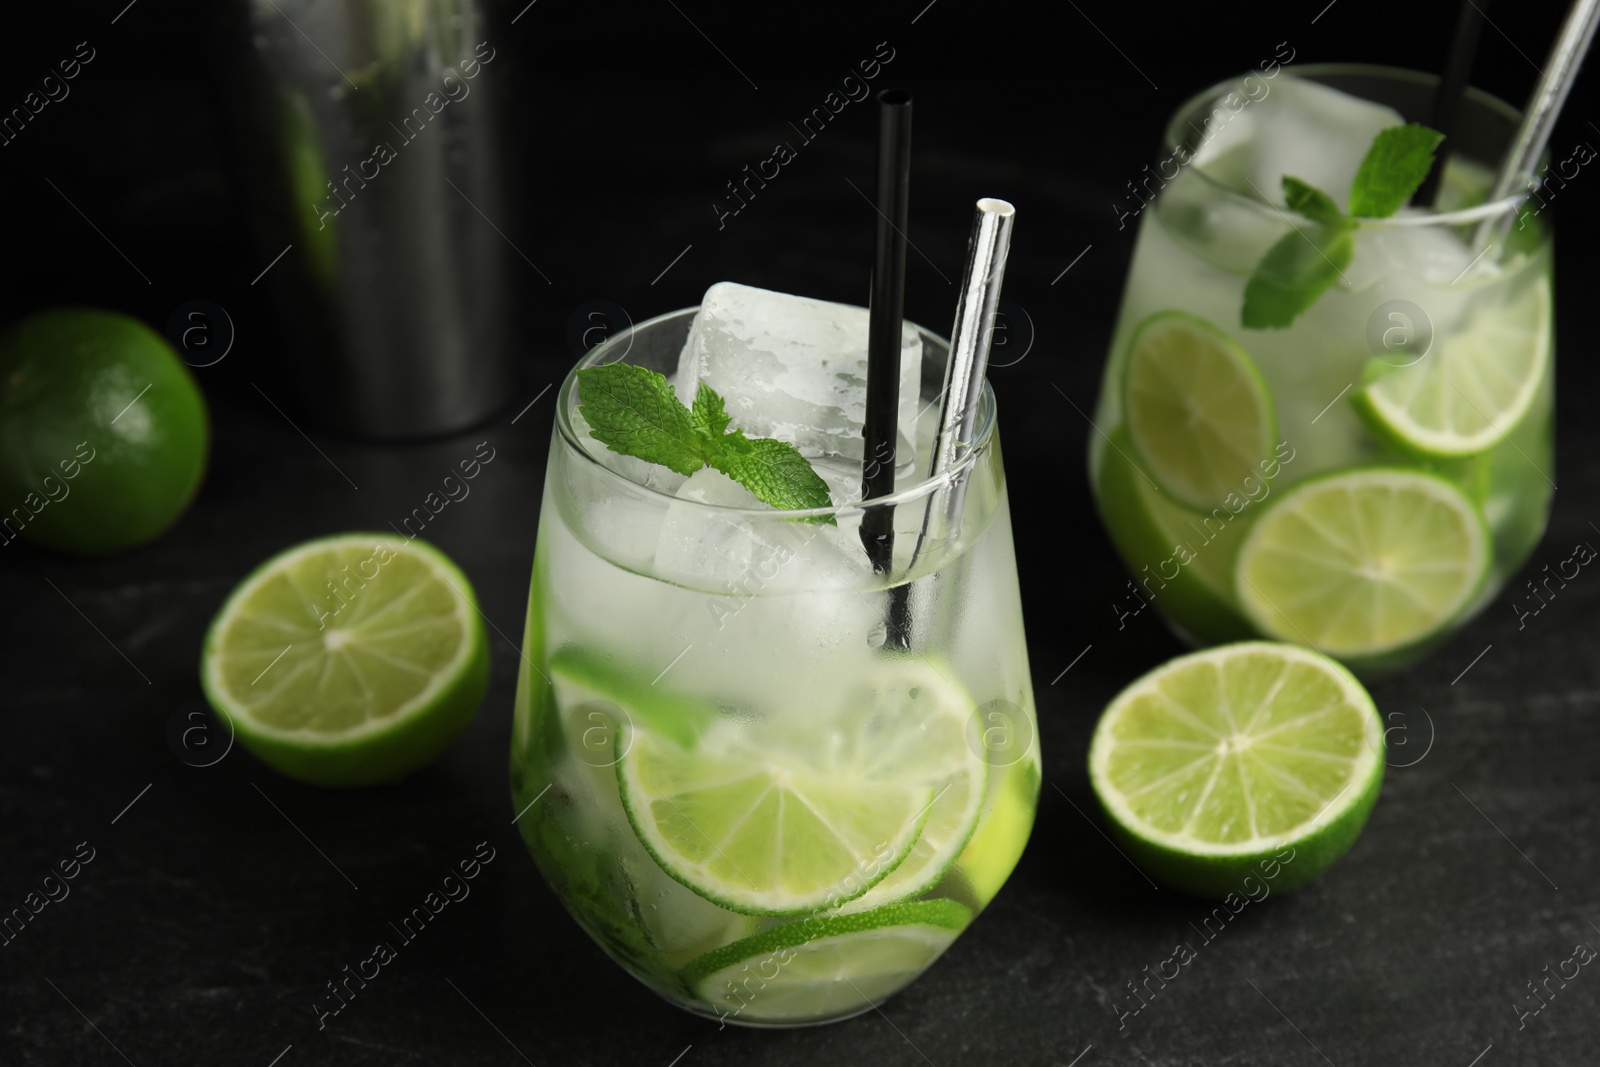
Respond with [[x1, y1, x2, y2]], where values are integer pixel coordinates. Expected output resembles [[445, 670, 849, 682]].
[[1416, 0, 1490, 206], [860, 89, 913, 649], [860, 96, 912, 556]]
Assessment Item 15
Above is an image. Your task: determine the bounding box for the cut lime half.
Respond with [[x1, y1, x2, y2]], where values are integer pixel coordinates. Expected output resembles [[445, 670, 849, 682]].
[[1353, 275, 1551, 458], [683, 899, 971, 1024], [1234, 469, 1490, 661], [201, 534, 488, 786], [617, 663, 984, 916], [1123, 311, 1277, 512], [1088, 641, 1383, 898]]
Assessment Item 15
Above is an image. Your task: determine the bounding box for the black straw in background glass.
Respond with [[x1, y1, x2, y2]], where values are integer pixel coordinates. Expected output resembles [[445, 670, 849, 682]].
[[860, 89, 914, 648], [1416, 0, 1490, 207]]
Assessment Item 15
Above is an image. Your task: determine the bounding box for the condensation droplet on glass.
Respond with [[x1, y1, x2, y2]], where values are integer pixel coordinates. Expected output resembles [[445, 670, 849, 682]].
[[867, 623, 888, 648]]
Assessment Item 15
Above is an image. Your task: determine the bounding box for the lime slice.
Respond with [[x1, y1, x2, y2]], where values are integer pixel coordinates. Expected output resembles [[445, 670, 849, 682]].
[[201, 534, 488, 786], [1088, 642, 1383, 898], [1353, 275, 1551, 458], [1094, 424, 1256, 645], [683, 899, 971, 1024], [1123, 311, 1276, 511], [1234, 469, 1490, 661], [549, 645, 718, 752], [618, 663, 985, 916], [950, 756, 1039, 909], [837, 665, 988, 913]]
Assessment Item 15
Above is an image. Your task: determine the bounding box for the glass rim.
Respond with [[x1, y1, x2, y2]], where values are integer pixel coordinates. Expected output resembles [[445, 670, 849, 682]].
[[1164, 62, 1531, 231], [554, 305, 999, 521]]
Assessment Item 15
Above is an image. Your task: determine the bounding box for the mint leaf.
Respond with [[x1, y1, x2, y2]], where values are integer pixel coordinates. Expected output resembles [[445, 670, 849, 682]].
[[1348, 123, 1444, 218], [1241, 223, 1355, 330], [710, 436, 835, 513], [1241, 124, 1442, 329], [576, 363, 711, 476], [691, 382, 731, 437], [1282, 177, 1345, 226], [576, 362, 835, 520]]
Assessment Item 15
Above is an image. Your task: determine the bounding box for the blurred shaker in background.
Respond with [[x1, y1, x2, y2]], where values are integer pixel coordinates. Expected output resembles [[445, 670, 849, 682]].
[[228, 0, 515, 439]]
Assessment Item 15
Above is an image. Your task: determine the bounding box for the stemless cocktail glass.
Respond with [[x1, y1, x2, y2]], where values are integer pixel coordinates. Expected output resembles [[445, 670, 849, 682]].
[[1091, 66, 1554, 672], [511, 309, 1039, 1026]]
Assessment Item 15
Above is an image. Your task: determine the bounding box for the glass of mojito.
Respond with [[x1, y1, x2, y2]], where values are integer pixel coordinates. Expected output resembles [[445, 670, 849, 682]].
[[511, 284, 1040, 1026], [1092, 66, 1554, 671]]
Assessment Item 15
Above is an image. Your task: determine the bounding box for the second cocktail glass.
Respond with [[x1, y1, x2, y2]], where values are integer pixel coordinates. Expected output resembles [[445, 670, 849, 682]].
[[1092, 65, 1554, 672]]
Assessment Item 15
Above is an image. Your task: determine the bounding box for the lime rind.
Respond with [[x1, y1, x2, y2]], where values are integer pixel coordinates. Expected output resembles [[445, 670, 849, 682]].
[[1088, 642, 1384, 898], [200, 533, 488, 786], [683, 899, 971, 1022], [616, 720, 933, 917], [1122, 310, 1278, 513], [1352, 276, 1551, 459], [1233, 467, 1491, 661]]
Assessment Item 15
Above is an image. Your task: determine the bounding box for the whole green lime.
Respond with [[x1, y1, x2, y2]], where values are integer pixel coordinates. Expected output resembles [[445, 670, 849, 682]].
[[0, 308, 209, 555]]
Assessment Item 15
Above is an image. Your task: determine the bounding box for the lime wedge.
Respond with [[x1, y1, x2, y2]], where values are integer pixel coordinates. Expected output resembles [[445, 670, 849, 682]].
[[1089, 642, 1383, 897], [1353, 275, 1551, 458], [1123, 311, 1277, 511], [1234, 469, 1490, 660], [200, 534, 488, 786], [683, 899, 971, 1024], [617, 663, 985, 916]]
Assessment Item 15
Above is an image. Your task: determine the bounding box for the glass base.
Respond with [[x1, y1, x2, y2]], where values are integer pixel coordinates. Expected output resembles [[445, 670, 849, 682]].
[[651, 983, 883, 1029]]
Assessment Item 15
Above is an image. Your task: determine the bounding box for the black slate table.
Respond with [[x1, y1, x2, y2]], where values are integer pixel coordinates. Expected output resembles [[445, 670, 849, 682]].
[[2, 2, 1597, 1065]]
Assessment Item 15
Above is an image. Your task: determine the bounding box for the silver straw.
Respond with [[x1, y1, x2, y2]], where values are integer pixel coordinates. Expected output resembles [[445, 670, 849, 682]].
[[911, 198, 1015, 562], [1475, 0, 1600, 248]]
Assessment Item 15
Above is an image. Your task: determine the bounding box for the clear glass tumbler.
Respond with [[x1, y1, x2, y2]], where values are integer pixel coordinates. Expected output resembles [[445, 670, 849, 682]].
[[511, 309, 1040, 1026], [1090, 65, 1554, 672]]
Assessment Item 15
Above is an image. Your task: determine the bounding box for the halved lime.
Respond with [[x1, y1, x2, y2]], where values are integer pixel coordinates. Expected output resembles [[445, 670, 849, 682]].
[[201, 534, 488, 786], [1123, 311, 1277, 511], [1088, 642, 1383, 898], [1234, 469, 1490, 661], [1353, 275, 1551, 458], [617, 663, 984, 916], [682, 899, 971, 1024]]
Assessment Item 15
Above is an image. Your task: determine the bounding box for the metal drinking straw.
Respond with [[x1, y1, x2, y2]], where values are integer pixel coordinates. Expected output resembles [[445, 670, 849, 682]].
[[910, 198, 1016, 566], [1474, 0, 1600, 249]]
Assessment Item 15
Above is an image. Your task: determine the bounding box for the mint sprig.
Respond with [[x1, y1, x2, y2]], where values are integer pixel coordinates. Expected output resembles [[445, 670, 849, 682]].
[[1242, 123, 1443, 330], [576, 362, 836, 521], [1349, 124, 1446, 219]]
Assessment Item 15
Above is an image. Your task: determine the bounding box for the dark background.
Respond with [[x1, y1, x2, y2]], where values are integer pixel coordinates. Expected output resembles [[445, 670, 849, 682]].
[[2, 1, 1597, 1065]]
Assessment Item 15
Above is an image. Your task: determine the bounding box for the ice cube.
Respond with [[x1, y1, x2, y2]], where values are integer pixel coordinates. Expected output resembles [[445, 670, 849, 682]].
[[674, 282, 922, 477], [1234, 77, 1406, 209], [653, 469, 818, 593], [650, 469, 886, 711], [1343, 222, 1477, 336]]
